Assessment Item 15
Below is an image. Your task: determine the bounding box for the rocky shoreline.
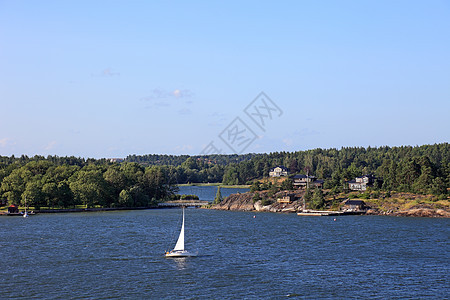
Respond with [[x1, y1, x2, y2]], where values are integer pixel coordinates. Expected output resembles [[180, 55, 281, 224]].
[[212, 192, 450, 218]]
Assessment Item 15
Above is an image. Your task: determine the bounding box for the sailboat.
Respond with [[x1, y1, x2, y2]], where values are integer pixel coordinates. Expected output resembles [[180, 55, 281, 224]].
[[23, 197, 28, 218], [165, 207, 197, 257]]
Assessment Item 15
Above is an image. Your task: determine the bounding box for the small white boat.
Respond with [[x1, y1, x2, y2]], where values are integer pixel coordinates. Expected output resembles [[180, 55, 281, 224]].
[[165, 207, 197, 257], [23, 197, 28, 218]]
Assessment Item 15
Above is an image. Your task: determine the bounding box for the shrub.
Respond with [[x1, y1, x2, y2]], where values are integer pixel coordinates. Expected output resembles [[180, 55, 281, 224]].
[[360, 192, 370, 200], [261, 198, 273, 206], [252, 193, 261, 203]]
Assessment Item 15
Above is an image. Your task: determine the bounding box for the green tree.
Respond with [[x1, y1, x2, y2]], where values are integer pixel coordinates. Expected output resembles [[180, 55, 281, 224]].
[[303, 188, 313, 202], [56, 181, 74, 208], [23, 179, 45, 209], [141, 166, 175, 202], [280, 178, 293, 190], [250, 181, 261, 192], [69, 169, 110, 208], [311, 188, 325, 210], [42, 182, 58, 207], [1, 167, 31, 204], [118, 189, 133, 207], [430, 177, 447, 196], [214, 186, 223, 204]]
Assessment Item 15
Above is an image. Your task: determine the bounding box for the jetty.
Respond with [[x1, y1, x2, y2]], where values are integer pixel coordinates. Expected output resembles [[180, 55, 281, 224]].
[[158, 200, 210, 208], [297, 210, 366, 216]]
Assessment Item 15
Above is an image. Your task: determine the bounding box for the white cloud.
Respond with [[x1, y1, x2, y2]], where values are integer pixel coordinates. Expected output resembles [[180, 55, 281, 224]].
[[91, 67, 120, 77], [141, 88, 194, 102], [0, 138, 8, 147], [44, 141, 57, 151], [174, 144, 193, 152], [172, 89, 194, 98], [0, 138, 15, 148], [282, 138, 293, 146], [173, 89, 181, 97]]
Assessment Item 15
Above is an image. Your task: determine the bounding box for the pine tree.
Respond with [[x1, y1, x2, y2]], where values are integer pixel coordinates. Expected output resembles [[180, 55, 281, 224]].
[[311, 188, 325, 210], [214, 186, 223, 204]]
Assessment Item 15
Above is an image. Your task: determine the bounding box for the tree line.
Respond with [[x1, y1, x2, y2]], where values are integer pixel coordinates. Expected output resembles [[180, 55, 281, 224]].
[[0, 159, 176, 209], [1, 143, 448, 208], [127, 143, 449, 196], [223, 144, 449, 197]]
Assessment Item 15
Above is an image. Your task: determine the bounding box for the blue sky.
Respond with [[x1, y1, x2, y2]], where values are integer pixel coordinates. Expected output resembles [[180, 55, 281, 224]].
[[1, 0, 449, 158]]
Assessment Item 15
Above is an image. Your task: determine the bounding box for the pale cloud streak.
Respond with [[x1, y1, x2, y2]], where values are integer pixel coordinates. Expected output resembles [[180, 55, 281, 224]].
[[141, 88, 194, 102], [141, 88, 195, 110], [0, 138, 15, 148], [174, 144, 193, 152], [91, 67, 121, 77], [282, 138, 294, 146], [44, 141, 57, 151]]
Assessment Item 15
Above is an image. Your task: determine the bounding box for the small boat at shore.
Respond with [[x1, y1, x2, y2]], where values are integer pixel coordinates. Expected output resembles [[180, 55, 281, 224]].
[[5, 211, 35, 216], [23, 197, 29, 218], [165, 207, 197, 257]]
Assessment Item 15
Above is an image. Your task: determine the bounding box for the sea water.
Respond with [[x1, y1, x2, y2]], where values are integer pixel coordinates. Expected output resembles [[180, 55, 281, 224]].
[[1, 209, 448, 299]]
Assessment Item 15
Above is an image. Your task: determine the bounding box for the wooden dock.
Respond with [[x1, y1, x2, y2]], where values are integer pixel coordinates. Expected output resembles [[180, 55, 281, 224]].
[[297, 210, 366, 216], [297, 210, 342, 216], [158, 200, 211, 208]]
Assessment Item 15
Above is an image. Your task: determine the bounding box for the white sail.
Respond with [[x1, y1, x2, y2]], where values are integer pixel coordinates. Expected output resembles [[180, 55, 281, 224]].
[[165, 207, 197, 257], [173, 207, 185, 251]]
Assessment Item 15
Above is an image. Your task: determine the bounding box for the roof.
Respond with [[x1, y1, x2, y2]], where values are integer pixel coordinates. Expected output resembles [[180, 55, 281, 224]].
[[345, 200, 366, 205], [293, 174, 306, 179], [292, 174, 316, 179]]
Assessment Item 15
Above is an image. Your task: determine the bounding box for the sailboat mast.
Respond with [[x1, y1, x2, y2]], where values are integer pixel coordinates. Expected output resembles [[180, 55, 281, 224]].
[[173, 206, 185, 251]]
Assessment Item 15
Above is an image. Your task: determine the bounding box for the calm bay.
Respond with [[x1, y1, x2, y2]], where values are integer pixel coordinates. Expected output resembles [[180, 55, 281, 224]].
[[1, 209, 448, 299]]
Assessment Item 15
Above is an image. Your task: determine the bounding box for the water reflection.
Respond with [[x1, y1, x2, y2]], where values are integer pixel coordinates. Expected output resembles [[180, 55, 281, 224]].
[[171, 257, 188, 270]]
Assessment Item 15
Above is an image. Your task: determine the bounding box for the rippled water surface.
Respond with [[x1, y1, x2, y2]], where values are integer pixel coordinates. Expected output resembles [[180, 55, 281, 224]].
[[1, 210, 449, 299]]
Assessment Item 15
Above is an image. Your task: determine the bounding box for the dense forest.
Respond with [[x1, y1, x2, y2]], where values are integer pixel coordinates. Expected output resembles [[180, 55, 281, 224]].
[[0, 156, 176, 209], [1, 143, 449, 209], [126, 143, 449, 196]]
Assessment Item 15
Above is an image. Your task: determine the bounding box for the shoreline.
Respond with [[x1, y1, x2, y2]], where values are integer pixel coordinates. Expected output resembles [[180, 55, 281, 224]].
[[1, 205, 448, 218], [211, 191, 450, 218], [177, 183, 250, 188], [0, 207, 156, 215]]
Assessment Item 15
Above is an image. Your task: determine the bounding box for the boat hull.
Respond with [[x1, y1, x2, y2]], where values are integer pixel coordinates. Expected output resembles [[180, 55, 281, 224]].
[[165, 250, 197, 257]]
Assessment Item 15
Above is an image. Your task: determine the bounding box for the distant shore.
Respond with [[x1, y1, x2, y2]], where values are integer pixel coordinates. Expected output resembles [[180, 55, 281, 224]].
[[211, 191, 450, 218], [177, 183, 250, 188], [0, 207, 155, 215]]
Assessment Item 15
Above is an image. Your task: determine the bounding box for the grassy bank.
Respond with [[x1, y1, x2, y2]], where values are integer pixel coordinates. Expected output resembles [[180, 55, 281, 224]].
[[0, 204, 101, 212]]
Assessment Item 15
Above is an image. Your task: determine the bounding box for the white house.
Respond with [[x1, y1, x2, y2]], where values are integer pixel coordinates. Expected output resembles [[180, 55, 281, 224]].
[[269, 166, 288, 177]]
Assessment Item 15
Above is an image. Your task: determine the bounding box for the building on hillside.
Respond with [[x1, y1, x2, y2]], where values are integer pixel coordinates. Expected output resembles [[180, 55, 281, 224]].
[[7, 204, 19, 214], [342, 199, 367, 211], [277, 194, 294, 204], [109, 158, 124, 163], [347, 175, 377, 191], [269, 166, 288, 177], [292, 174, 324, 189]]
